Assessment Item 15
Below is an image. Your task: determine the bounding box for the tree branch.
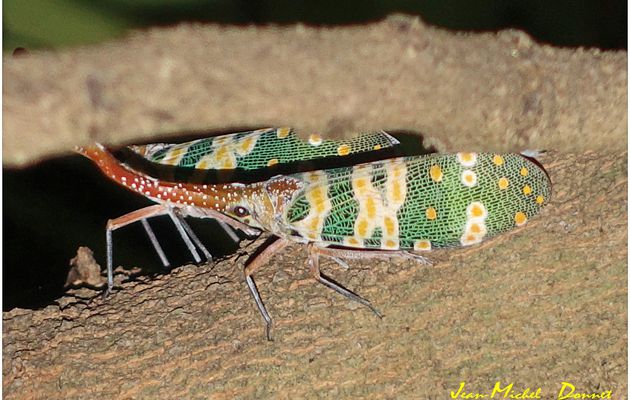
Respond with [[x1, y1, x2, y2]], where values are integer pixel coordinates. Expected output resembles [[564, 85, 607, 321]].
[[3, 15, 627, 166], [3, 151, 627, 397]]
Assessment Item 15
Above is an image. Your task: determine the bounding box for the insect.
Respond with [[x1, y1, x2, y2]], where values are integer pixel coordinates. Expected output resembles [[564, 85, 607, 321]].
[[81, 128, 399, 281], [79, 131, 551, 340]]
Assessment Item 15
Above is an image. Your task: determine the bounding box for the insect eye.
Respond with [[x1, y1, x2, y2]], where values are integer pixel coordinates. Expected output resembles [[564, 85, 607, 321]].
[[232, 206, 250, 218]]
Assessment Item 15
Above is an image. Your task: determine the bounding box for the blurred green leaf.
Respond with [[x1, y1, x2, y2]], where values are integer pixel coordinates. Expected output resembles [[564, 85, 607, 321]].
[[4, 0, 131, 50]]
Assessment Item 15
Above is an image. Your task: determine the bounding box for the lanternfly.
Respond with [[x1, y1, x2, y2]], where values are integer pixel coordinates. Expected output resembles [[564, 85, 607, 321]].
[[78, 128, 551, 339]]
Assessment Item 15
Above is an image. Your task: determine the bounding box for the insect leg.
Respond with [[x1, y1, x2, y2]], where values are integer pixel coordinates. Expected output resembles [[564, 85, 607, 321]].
[[168, 208, 213, 262], [166, 209, 202, 263], [316, 246, 432, 267], [195, 208, 260, 237], [217, 219, 240, 243], [244, 237, 291, 340], [106, 204, 172, 294], [326, 256, 350, 269], [141, 219, 170, 267], [105, 227, 113, 296], [245, 276, 272, 340], [307, 243, 382, 318]]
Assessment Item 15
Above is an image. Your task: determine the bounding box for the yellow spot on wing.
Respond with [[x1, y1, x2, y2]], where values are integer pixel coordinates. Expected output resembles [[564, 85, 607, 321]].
[[414, 240, 431, 251], [171, 148, 185, 157], [373, 144, 382, 150], [461, 170, 477, 187], [385, 161, 407, 207], [309, 217, 320, 231], [337, 144, 351, 156], [469, 222, 482, 234], [222, 159, 236, 169], [493, 155, 504, 166], [384, 217, 396, 235], [523, 185, 532, 195], [237, 137, 256, 155], [292, 170, 331, 242], [343, 236, 365, 248], [314, 201, 327, 214], [514, 211, 527, 226], [354, 178, 367, 192], [391, 164, 405, 178], [392, 181, 402, 202], [197, 159, 211, 169], [276, 127, 290, 138], [346, 237, 359, 246], [457, 152, 477, 167], [308, 172, 323, 182], [430, 165, 443, 182], [350, 161, 406, 246], [460, 231, 483, 246], [426, 207, 437, 220], [366, 197, 377, 218], [213, 136, 231, 146], [498, 177, 509, 190], [164, 148, 185, 165], [357, 219, 368, 237], [215, 146, 228, 160], [384, 239, 398, 249], [536, 195, 544, 204], [309, 188, 328, 213], [467, 202, 487, 219], [310, 187, 324, 201], [308, 134, 323, 146], [520, 167, 529, 176], [239, 138, 252, 151], [267, 158, 279, 167]]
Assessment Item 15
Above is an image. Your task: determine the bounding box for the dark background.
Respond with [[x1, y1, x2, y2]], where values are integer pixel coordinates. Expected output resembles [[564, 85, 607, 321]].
[[3, 0, 627, 310]]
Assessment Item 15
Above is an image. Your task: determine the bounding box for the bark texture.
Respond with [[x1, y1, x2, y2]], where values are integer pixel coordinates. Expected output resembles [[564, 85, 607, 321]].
[[3, 15, 627, 167], [3, 151, 627, 398]]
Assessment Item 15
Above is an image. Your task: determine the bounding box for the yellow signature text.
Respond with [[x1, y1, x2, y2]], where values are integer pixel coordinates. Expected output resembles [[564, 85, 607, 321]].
[[449, 381, 613, 399], [450, 381, 541, 399], [557, 382, 612, 399]]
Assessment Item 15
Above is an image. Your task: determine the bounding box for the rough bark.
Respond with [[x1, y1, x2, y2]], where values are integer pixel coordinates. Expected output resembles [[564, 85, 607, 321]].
[[3, 151, 627, 398], [3, 15, 627, 167]]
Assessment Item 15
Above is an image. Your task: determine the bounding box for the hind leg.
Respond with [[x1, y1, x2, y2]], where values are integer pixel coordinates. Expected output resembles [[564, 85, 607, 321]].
[[306, 243, 383, 317]]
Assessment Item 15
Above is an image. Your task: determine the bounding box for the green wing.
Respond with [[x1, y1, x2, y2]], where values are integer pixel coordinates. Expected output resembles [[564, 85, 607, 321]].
[[129, 128, 399, 171], [284, 153, 551, 251]]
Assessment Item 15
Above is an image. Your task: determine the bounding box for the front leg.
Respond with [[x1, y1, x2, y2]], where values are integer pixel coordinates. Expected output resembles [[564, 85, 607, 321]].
[[106, 204, 173, 294], [167, 207, 212, 262], [243, 237, 291, 341]]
